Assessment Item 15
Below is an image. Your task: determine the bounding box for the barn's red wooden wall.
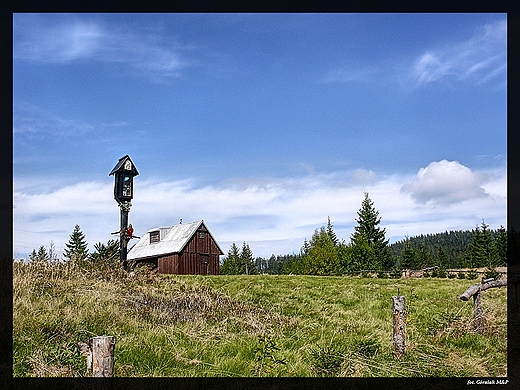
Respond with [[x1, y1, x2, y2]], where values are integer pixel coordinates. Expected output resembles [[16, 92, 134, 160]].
[[157, 224, 221, 275]]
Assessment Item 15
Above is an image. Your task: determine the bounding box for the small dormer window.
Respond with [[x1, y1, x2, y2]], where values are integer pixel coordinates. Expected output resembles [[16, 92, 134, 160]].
[[150, 230, 160, 244]]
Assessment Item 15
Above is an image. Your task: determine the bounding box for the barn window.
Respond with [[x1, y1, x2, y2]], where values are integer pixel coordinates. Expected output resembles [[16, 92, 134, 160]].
[[150, 230, 160, 244], [199, 232, 205, 239]]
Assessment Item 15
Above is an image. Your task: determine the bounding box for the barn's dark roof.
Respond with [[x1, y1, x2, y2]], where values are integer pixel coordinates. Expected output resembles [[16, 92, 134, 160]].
[[127, 220, 223, 260]]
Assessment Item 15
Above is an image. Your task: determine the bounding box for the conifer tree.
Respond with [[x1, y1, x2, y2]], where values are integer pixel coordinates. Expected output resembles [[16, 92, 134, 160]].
[[400, 238, 415, 270], [89, 239, 119, 266], [240, 242, 258, 274], [493, 226, 507, 266], [29, 245, 49, 262], [469, 221, 494, 268], [220, 243, 241, 275], [351, 192, 391, 270], [305, 227, 339, 275], [436, 245, 450, 269], [63, 224, 89, 263], [326, 216, 339, 246]]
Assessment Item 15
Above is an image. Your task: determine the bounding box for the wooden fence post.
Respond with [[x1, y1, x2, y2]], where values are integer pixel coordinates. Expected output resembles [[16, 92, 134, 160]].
[[473, 289, 483, 333], [392, 295, 406, 360], [90, 336, 116, 377], [79, 336, 116, 377]]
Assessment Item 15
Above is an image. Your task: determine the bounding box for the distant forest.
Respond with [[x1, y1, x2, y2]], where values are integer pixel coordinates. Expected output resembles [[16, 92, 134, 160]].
[[222, 193, 507, 276], [247, 225, 507, 276], [387, 228, 505, 268]]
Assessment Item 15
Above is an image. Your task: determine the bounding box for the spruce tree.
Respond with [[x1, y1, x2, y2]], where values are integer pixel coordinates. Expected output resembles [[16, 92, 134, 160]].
[[89, 239, 119, 266], [469, 221, 494, 268], [351, 192, 390, 270], [63, 224, 89, 263], [436, 245, 450, 270], [326, 216, 339, 246], [400, 238, 415, 270], [220, 243, 241, 275], [29, 245, 48, 262], [493, 226, 507, 266], [240, 242, 258, 275]]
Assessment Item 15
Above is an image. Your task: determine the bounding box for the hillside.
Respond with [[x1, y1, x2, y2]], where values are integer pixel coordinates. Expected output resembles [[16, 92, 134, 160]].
[[13, 261, 508, 377]]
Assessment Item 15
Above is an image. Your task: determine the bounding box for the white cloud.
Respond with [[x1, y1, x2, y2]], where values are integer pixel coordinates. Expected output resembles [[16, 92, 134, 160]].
[[413, 20, 506, 86], [401, 160, 491, 204], [13, 163, 506, 259]]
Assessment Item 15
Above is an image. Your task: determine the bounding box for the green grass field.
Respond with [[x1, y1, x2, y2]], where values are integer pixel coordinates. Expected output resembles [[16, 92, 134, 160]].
[[13, 262, 508, 377]]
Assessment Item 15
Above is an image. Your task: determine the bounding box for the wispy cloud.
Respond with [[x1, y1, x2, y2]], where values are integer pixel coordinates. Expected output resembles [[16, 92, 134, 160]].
[[412, 20, 506, 86], [13, 102, 94, 138], [13, 15, 190, 80], [14, 161, 506, 258]]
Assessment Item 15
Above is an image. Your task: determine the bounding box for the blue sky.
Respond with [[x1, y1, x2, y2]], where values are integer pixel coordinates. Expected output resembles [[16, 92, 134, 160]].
[[13, 13, 507, 259]]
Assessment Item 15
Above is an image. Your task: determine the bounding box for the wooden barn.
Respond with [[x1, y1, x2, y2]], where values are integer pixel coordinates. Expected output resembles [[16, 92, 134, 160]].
[[127, 220, 223, 275]]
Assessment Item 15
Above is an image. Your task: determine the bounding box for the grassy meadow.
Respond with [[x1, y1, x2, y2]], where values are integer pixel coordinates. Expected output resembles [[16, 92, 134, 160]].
[[13, 261, 508, 377]]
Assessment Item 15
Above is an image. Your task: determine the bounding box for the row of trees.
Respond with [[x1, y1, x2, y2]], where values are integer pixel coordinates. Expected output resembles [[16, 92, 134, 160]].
[[221, 192, 507, 276], [28, 224, 119, 267], [396, 222, 507, 271]]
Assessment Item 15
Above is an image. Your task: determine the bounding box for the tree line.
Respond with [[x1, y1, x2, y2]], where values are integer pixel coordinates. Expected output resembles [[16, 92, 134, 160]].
[[221, 192, 507, 277], [27, 224, 119, 269]]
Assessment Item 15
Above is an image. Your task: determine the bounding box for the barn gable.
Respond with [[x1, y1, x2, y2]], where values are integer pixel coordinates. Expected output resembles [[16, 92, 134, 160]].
[[127, 220, 223, 275]]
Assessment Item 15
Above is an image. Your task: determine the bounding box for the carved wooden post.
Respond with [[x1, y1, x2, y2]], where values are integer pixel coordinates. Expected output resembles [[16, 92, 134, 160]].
[[392, 295, 406, 360]]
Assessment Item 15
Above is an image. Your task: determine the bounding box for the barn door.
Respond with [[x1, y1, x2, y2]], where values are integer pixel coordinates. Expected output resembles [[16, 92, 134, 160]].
[[200, 254, 209, 275]]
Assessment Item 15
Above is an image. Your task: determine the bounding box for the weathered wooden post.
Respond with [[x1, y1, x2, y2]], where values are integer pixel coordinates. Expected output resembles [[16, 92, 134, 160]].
[[392, 295, 406, 359], [473, 288, 483, 333], [79, 336, 116, 377], [90, 336, 116, 377]]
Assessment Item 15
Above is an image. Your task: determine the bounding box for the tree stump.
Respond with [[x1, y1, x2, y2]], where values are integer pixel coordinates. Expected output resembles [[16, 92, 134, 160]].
[[392, 295, 406, 360]]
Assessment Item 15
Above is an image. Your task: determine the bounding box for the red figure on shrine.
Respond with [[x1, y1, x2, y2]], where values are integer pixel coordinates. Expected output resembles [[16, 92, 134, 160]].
[[127, 224, 134, 238]]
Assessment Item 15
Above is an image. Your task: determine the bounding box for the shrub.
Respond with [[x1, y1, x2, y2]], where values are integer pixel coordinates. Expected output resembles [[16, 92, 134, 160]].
[[457, 272, 466, 279]]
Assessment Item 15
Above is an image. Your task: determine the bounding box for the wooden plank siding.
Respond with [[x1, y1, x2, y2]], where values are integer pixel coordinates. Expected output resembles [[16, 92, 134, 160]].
[[158, 254, 178, 274], [157, 226, 220, 275]]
